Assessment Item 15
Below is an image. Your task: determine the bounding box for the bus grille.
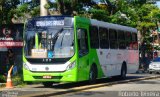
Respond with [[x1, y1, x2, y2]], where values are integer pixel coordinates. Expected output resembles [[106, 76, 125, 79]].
[[33, 76, 62, 80]]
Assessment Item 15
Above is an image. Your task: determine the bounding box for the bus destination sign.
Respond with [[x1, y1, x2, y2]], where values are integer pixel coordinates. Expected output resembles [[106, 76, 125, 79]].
[[36, 20, 64, 27]]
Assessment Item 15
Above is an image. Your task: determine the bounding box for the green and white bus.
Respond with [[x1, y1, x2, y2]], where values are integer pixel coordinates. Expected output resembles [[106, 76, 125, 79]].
[[23, 16, 139, 86]]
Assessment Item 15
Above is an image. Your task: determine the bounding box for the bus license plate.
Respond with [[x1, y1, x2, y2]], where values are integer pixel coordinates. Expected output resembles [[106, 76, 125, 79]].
[[43, 75, 52, 79]]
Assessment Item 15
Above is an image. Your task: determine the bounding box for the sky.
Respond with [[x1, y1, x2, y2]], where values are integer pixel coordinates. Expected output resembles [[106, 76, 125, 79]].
[[156, 1, 160, 8]]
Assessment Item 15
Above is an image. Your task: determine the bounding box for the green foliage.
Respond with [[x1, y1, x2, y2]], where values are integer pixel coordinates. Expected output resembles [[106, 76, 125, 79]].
[[30, 6, 40, 17], [0, 0, 20, 25], [44, 3, 51, 9], [154, 46, 160, 50], [0, 74, 26, 87], [13, 1, 40, 21], [89, 9, 110, 22], [138, 22, 156, 30], [19, 3, 29, 12], [12, 74, 26, 86], [0, 75, 6, 83], [14, 3, 29, 19]]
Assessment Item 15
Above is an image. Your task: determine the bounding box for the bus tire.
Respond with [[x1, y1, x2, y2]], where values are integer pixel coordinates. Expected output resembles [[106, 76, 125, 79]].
[[149, 71, 152, 74], [89, 64, 97, 84], [42, 82, 53, 87], [120, 63, 127, 79]]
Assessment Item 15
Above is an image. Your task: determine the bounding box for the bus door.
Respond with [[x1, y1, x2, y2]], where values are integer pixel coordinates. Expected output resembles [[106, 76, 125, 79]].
[[77, 28, 90, 81]]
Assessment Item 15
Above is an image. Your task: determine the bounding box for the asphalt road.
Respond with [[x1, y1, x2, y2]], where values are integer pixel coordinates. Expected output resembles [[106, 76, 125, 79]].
[[63, 78, 160, 97], [0, 73, 160, 97]]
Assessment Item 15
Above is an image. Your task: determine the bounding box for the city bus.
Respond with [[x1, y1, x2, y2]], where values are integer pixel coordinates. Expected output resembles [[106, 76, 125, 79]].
[[23, 16, 139, 86]]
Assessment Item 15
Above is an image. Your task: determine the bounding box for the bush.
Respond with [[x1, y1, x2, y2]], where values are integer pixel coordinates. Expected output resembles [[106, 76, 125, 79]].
[[0, 74, 6, 83], [0, 74, 27, 87], [12, 74, 26, 86]]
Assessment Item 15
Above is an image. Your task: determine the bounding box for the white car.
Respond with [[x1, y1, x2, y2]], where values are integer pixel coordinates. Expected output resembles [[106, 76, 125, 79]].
[[148, 57, 160, 74]]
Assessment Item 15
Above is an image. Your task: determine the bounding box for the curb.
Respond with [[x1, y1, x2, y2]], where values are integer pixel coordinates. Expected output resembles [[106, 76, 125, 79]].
[[108, 75, 160, 85], [20, 75, 160, 97]]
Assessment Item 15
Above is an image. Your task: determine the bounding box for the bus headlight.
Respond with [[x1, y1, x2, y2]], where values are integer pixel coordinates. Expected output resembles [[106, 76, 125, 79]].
[[66, 61, 76, 70], [23, 63, 30, 70]]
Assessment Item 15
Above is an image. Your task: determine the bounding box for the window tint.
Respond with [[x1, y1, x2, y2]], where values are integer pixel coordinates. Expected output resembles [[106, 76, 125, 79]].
[[109, 29, 118, 49], [99, 27, 109, 48], [132, 33, 138, 50], [125, 32, 132, 49], [77, 28, 88, 56], [118, 30, 126, 49], [89, 26, 99, 48], [132, 33, 137, 42]]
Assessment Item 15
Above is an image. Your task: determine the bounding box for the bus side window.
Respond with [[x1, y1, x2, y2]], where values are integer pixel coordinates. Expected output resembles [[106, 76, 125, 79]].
[[89, 26, 99, 49], [109, 29, 118, 49], [77, 28, 89, 57], [125, 32, 132, 50], [99, 27, 109, 49], [118, 30, 126, 49], [132, 33, 138, 50]]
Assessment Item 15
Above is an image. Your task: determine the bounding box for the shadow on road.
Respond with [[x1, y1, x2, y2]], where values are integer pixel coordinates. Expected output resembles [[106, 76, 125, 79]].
[[33, 73, 153, 89]]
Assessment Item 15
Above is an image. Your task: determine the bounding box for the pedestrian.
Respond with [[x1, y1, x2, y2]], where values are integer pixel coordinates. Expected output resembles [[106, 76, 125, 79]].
[[7, 49, 14, 73], [143, 56, 151, 72], [5, 55, 10, 76]]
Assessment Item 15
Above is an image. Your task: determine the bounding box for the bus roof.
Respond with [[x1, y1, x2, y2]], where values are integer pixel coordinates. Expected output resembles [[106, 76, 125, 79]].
[[28, 16, 137, 33], [90, 19, 137, 33]]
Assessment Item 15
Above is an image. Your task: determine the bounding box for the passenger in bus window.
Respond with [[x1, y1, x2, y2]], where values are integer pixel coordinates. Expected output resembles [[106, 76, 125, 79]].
[[133, 42, 138, 50], [127, 43, 132, 50]]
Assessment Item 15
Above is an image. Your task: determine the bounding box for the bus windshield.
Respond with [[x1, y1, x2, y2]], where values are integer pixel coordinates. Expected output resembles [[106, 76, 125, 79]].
[[24, 27, 74, 58]]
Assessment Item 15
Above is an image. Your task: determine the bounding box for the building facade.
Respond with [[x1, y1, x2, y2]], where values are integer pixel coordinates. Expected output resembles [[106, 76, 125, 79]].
[[0, 24, 23, 75]]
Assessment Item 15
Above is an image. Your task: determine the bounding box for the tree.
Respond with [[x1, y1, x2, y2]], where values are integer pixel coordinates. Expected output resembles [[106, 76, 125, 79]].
[[46, 0, 97, 15], [101, 0, 116, 15], [13, 0, 40, 22], [0, 0, 20, 25]]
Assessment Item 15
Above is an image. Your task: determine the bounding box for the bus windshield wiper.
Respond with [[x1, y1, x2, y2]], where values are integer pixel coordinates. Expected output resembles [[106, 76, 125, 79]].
[[52, 28, 63, 49]]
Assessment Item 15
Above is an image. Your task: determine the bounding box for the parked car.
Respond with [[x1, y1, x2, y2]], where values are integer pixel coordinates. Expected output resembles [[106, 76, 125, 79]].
[[148, 57, 160, 74]]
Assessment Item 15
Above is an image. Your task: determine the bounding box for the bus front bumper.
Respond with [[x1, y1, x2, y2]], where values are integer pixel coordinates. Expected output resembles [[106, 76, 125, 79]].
[[23, 68, 77, 82]]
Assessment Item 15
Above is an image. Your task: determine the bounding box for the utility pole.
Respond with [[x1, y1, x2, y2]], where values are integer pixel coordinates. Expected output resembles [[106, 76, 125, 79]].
[[40, 0, 48, 16]]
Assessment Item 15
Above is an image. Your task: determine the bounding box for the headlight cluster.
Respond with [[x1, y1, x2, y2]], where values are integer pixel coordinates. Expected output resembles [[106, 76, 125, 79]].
[[23, 62, 30, 70], [66, 61, 76, 70]]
